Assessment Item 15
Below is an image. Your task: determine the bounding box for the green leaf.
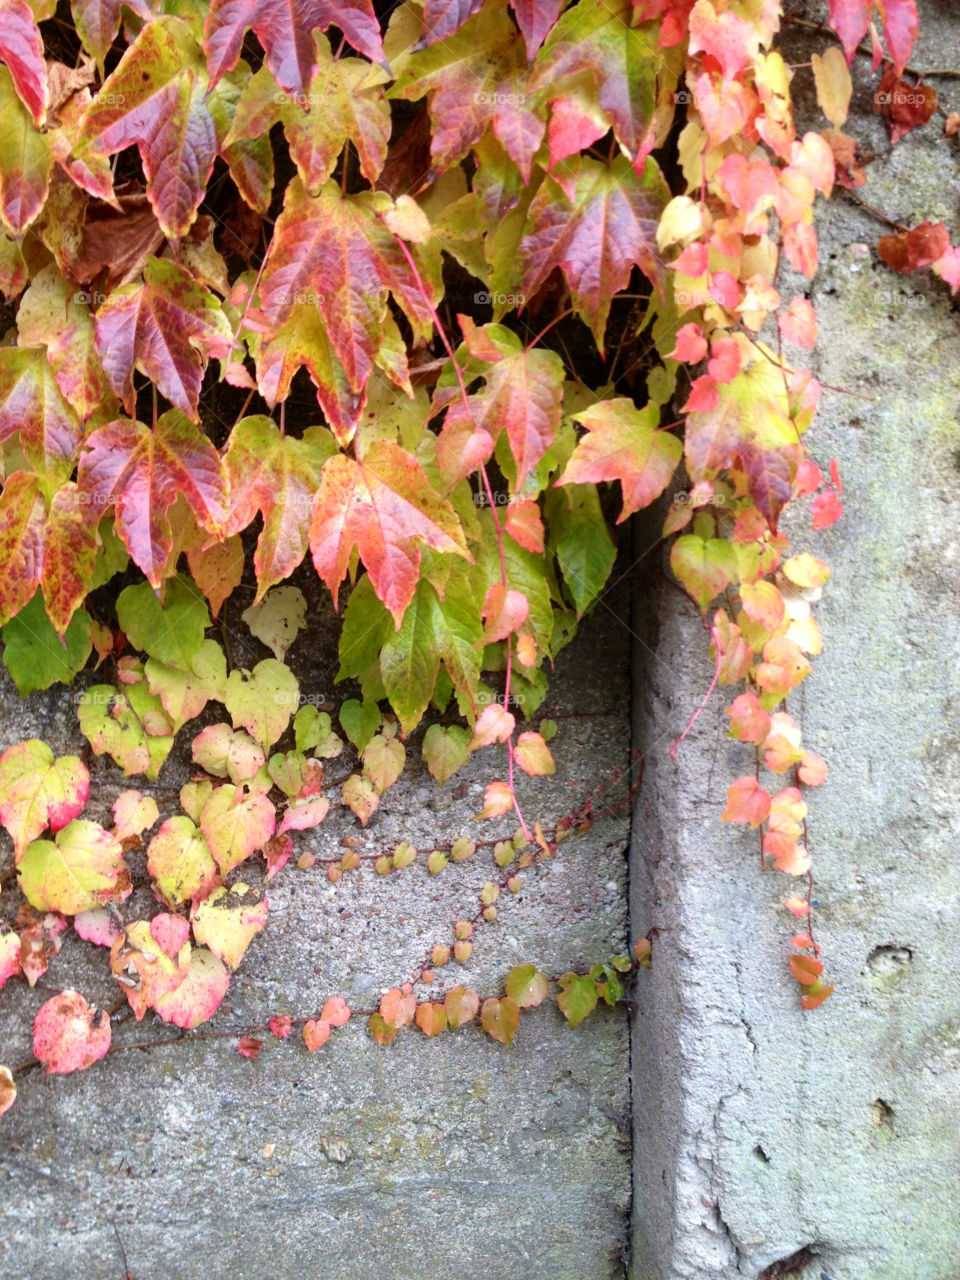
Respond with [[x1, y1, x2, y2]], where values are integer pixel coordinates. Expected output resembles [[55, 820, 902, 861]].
[[144, 639, 227, 732], [545, 483, 616, 616], [556, 972, 598, 1028], [339, 698, 380, 753], [78, 673, 175, 781], [0, 64, 52, 234], [669, 535, 739, 611], [146, 814, 219, 906], [361, 734, 405, 792], [338, 573, 393, 697], [18, 819, 128, 914], [505, 964, 548, 1008], [199, 784, 276, 875], [223, 658, 299, 750], [2, 592, 91, 695], [117, 576, 211, 671], [480, 995, 520, 1045], [422, 723, 471, 787], [241, 585, 307, 659]]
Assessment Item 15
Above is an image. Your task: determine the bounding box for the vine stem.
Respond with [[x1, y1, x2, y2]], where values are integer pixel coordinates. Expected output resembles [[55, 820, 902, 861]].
[[386, 230, 531, 843], [669, 622, 722, 762]]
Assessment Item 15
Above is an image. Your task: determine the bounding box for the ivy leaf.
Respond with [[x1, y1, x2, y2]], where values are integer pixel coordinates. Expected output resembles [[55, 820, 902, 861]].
[[111, 918, 189, 1020], [514, 730, 554, 776], [0, 64, 52, 233], [339, 698, 381, 753], [18, 819, 129, 914], [391, 4, 545, 182], [32, 990, 111, 1074], [452, 322, 564, 490], [15, 264, 108, 423], [277, 793, 330, 834], [310, 439, 468, 627], [342, 772, 379, 825], [0, 0, 47, 126], [444, 984, 479, 1028], [670, 535, 739, 611], [260, 179, 435, 396], [117, 576, 211, 671], [415, 1002, 447, 1036], [242, 586, 307, 660], [531, 0, 658, 165], [1, 591, 91, 695], [145, 639, 228, 733], [0, 738, 89, 857], [191, 885, 269, 970], [186, 534, 245, 619], [511, 0, 563, 58], [146, 815, 219, 906], [112, 790, 159, 843], [555, 972, 598, 1028], [721, 776, 771, 827], [78, 410, 227, 589], [73, 17, 219, 237], [361, 733, 405, 792], [222, 416, 336, 598], [203, 0, 385, 97], [422, 723, 471, 786], [193, 723, 265, 783], [504, 963, 548, 1008], [224, 658, 299, 750], [41, 485, 100, 637], [70, 0, 154, 69], [521, 154, 668, 349], [93, 257, 232, 421], [827, 0, 916, 74], [225, 38, 391, 193], [0, 472, 45, 628], [480, 995, 520, 1045], [0, 1065, 14, 1115], [379, 569, 482, 732], [544, 483, 615, 617], [152, 946, 230, 1029], [557, 399, 681, 522], [78, 674, 175, 781], [0, 346, 82, 485], [199, 783, 277, 875]]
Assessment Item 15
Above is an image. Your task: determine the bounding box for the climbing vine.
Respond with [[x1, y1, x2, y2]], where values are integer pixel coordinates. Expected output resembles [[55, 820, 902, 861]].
[[0, 0, 951, 1114]]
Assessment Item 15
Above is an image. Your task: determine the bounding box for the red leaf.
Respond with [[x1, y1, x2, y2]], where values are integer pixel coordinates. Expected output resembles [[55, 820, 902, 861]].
[[827, 0, 917, 74], [510, 0, 563, 58], [302, 1017, 331, 1050], [74, 17, 218, 237], [725, 692, 772, 744], [204, 0, 384, 97], [0, 0, 47, 124], [379, 985, 416, 1029], [320, 996, 351, 1027], [811, 490, 843, 530], [521, 155, 667, 350], [789, 954, 824, 984], [78, 410, 227, 589], [309, 439, 468, 626], [504, 499, 544, 553], [42, 483, 100, 636], [0, 472, 45, 628], [720, 776, 771, 827], [93, 257, 232, 421], [0, 347, 82, 484], [269, 1015, 292, 1037], [419, 0, 483, 45], [481, 584, 529, 644], [557, 398, 682, 522], [71, 0, 154, 67], [260, 179, 433, 395], [238, 1035, 262, 1059], [33, 989, 111, 1074]]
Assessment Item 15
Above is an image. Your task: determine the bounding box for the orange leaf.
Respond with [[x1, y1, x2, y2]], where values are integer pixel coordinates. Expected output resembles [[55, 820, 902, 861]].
[[302, 1018, 331, 1051], [720, 776, 771, 827], [789, 954, 823, 984], [415, 1002, 448, 1037]]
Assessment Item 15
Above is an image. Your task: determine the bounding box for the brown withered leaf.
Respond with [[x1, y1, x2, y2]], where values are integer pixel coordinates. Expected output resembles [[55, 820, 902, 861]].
[[72, 186, 165, 289]]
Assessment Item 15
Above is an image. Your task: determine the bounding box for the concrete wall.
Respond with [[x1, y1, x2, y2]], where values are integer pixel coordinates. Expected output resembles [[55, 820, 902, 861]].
[[629, 4, 960, 1275]]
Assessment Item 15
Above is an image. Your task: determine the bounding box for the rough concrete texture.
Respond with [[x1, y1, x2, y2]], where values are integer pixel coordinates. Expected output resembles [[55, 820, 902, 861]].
[[0, 573, 634, 1279], [629, 5, 960, 1277]]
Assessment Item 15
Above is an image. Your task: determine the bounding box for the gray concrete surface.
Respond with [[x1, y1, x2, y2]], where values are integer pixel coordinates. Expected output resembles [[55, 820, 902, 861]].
[[0, 576, 634, 1280], [628, 4, 960, 1276]]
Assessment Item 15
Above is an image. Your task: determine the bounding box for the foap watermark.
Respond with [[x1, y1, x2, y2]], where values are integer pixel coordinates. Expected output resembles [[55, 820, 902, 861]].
[[275, 91, 321, 108], [74, 290, 108, 307], [474, 290, 525, 307], [675, 288, 712, 309], [674, 86, 730, 111], [673, 490, 726, 507], [875, 88, 927, 106], [873, 288, 926, 307], [474, 91, 525, 106], [95, 92, 126, 107], [272, 689, 334, 709], [273, 289, 325, 308], [477, 689, 523, 706], [474, 490, 525, 507]]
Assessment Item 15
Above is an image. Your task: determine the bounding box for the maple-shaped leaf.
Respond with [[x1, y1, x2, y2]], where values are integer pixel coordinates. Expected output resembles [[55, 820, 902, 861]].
[[556, 399, 681, 521], [391, 3, 545, 182], [225, 37, 391, 193], [446, 320, 563, 489], [521, 154, 668, 349], [33, 989, 111, 1074], [72, 17, 219, 237], [0, 471, 45, 628], [93, 257, 232, 421], [309, 438, 468, 626], [511, 0, 563, 58], [0, 0, 47, 125], [827, 0, 917, 74], [0, 64, 52, 233], [260, 178, 434, 394], [223, 416, 336, 598], [78, 409, 227, 589], [0, 739, 89, 858], [0, 346, 82, 486], [18, 819, 130, 915], [203, 0, 384, 98], [685, 356, 802, 527], [531, 0, 658, 165], [70, 0, 155, 69]]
